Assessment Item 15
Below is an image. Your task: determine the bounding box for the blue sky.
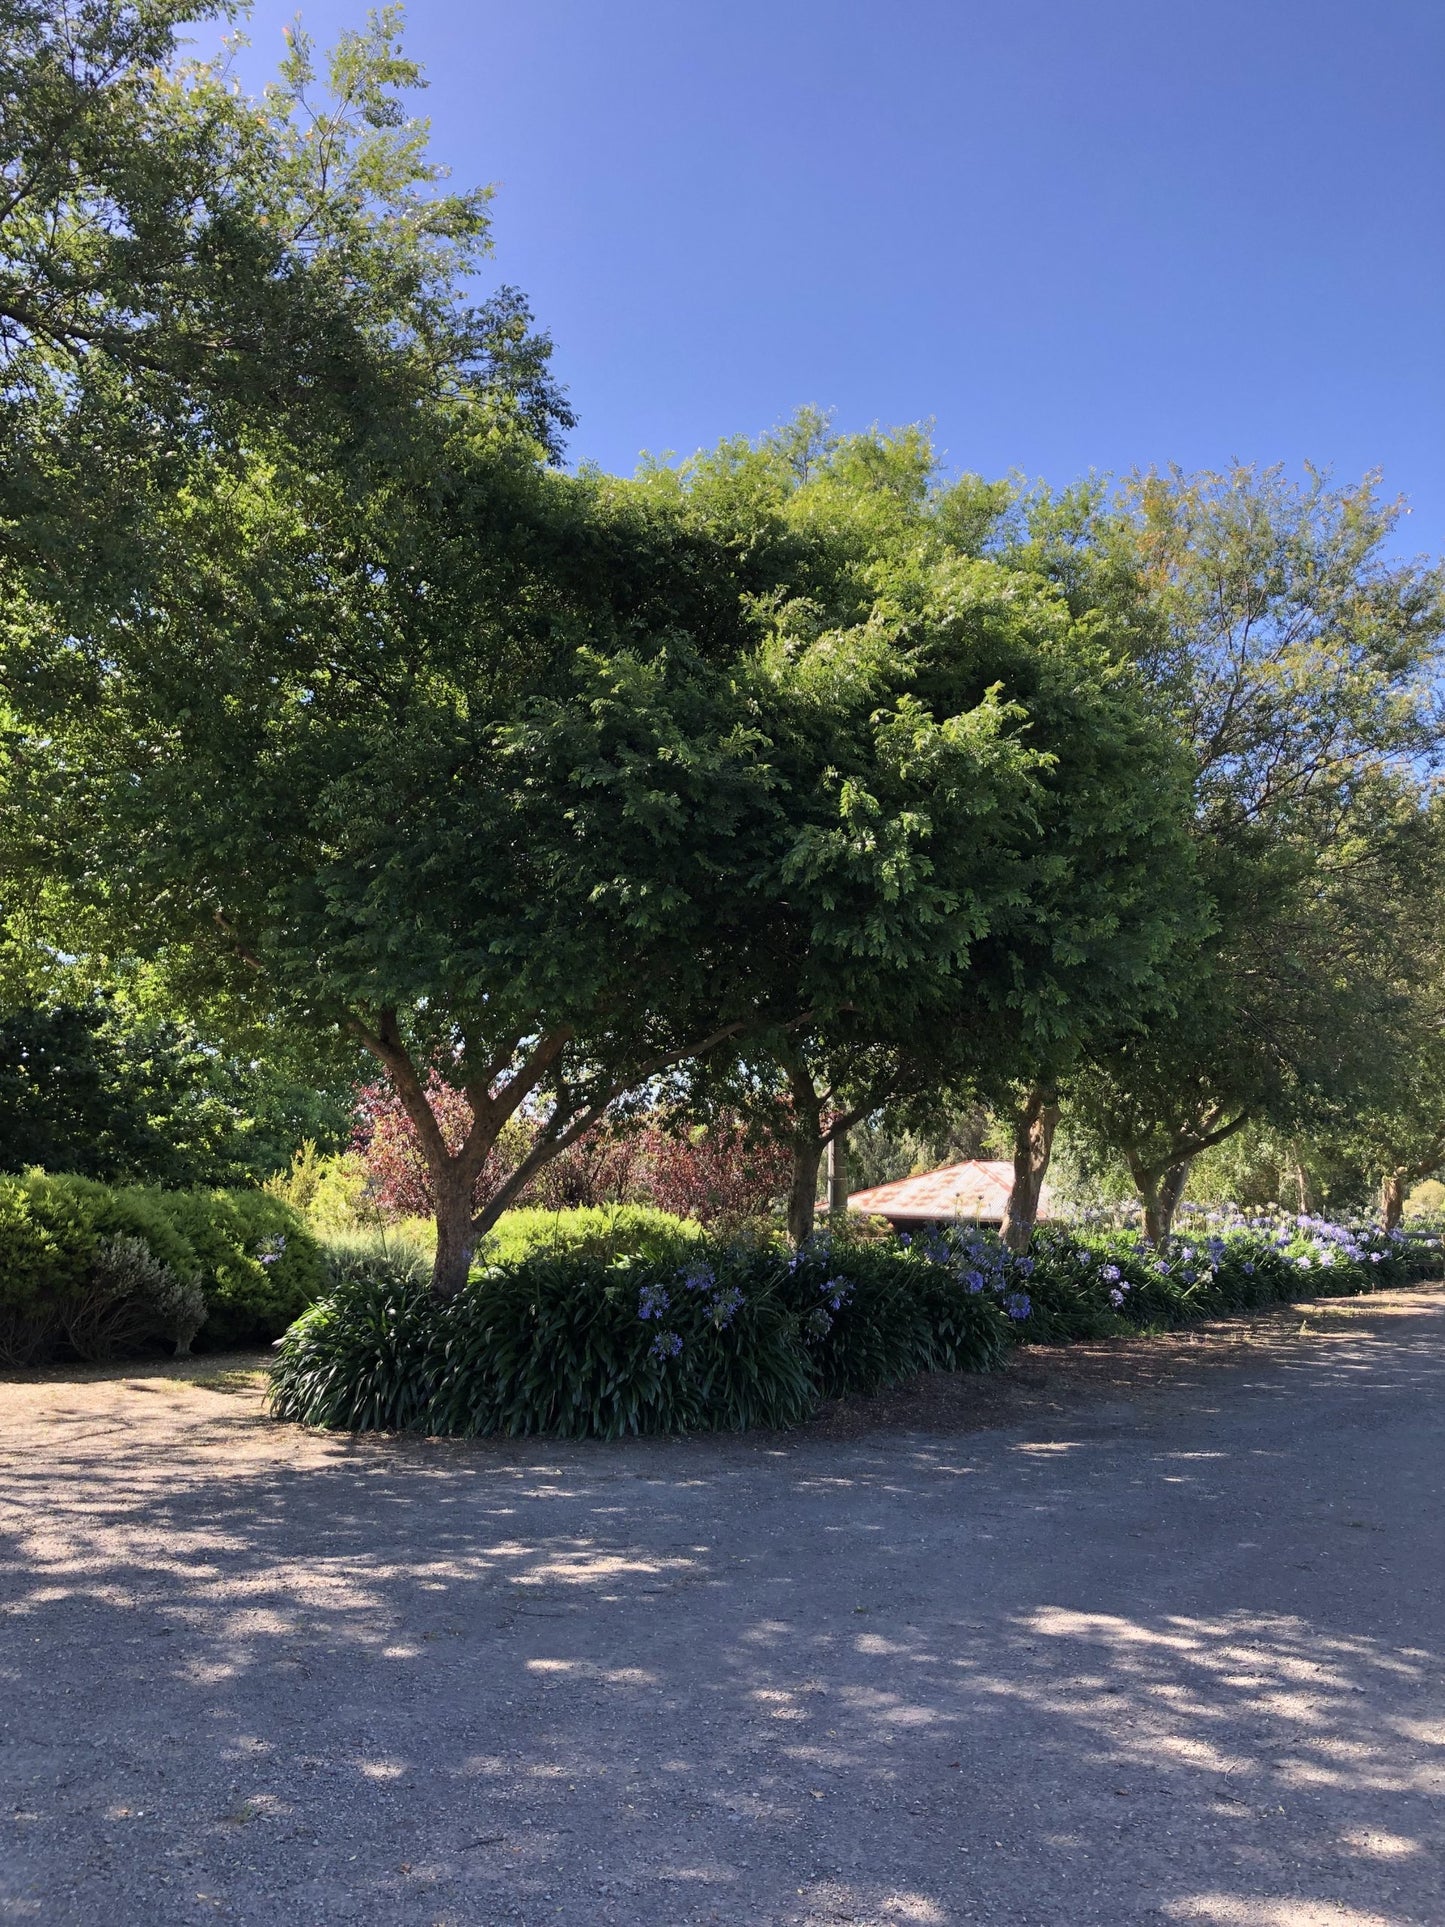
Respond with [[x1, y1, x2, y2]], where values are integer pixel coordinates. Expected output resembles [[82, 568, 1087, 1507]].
[[232, 1, 1443, 548]]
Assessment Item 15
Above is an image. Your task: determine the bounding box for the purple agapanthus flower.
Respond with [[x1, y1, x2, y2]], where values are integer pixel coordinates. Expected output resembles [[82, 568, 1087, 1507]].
[[709, 1285, 745, 1330]]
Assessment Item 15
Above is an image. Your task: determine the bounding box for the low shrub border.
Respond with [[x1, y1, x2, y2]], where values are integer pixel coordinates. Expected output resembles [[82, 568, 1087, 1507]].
[[268, 1235, 1012, 1437], [269, 1209, 1442, 1439], [0, 1171, 326, 1366]]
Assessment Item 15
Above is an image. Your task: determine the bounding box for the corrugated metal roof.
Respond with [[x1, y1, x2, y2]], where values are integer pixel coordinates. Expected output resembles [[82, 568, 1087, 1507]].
[[848, 1158, 1051, 1224]]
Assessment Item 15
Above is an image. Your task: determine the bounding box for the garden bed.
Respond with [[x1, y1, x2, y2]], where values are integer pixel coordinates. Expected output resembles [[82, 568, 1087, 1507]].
[[268, 1210, 1443, 1438]]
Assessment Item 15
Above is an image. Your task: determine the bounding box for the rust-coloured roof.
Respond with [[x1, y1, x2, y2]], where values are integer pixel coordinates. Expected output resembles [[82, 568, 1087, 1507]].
[[848, 1158, 1051, 1224]]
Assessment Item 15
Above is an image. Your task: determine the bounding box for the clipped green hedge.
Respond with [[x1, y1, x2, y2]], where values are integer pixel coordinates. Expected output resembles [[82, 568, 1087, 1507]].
[[476, 1204, 704, 1270], [0, 1171, 326, 1366]]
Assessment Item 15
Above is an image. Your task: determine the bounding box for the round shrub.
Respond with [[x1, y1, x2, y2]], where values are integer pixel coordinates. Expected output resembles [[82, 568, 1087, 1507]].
[[476, 1204, 703, 1270], [0, 1176, 73, 1365], [139, 1188, 326, 1347], [0, 1171, 204, 1365], [59, 1234, 209, 1362]]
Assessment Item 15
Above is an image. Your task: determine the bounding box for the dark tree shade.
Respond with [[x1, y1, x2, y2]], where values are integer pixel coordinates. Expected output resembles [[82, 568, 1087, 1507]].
[[0, 1002, 352, 1184]]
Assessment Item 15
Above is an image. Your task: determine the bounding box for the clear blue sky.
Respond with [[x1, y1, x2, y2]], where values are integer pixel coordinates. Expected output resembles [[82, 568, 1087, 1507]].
[[233, 1, 1443, 548]]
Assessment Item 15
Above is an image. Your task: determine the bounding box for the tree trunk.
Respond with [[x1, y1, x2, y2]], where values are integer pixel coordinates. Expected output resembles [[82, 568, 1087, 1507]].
[[431, 1163, 480, 1301], [1138, 1181, 1165, 1248], [1380, 1171, 1407, 1234], [1287, 1143, 1314, 1215], [1128, 1150, 1192, 1249], [788, 1138, 824, 1247], [827, 1132, 849, 1222], [1156, 1160, 1192, 1244], [1002, 1084, 1059, 1254]]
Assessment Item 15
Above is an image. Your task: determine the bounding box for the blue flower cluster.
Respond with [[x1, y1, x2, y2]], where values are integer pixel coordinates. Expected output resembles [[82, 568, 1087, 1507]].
[[636, 1259, 750, 1364], [1100, 1261, 1127, 1307], [783, 1233, 860, 1341], [707, 1284, 746, 1330], [637, 1283, 671, 1321], [912, 1226, 1037, 1321], [1180, 1204, 1422, 1278]]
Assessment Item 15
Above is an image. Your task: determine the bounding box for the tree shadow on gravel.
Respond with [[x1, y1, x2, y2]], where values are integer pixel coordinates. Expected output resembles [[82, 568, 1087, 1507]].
[[1, 1295, 1442, 1926]]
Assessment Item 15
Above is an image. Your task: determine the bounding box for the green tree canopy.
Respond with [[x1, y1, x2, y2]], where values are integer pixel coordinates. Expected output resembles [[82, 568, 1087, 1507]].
[[0, 997, 353, 1183], [637, 420, 1199, 1246], [1069, 467, 1444, 1241], [0, 0, 571, 608]]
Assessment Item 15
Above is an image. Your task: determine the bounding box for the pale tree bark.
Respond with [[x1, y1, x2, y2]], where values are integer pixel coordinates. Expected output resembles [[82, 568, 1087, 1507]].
[[1156, 1160, 1193, 1244], [1380, 1172, 1407, 1234], [827, 1134, 849, 1222], [1286, 1143, 1316, 1215], [1127, 1152, 1195, 1248], [787, 1138, 825, 1247], [1001, 1084, 1059, 1254], [1378, 1131, 1445, 1233], [1123, 1107, 1250, 1250]]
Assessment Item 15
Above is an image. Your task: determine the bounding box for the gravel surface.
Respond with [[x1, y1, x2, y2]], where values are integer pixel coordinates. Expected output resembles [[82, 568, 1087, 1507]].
[[2, 1288, 1443, 1927]]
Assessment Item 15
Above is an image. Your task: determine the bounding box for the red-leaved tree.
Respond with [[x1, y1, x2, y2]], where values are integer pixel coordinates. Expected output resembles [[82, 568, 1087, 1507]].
[[634, 1118, 792, 1223], [352, 1076, 506, 1218], [352, 1082, 790, 1225]]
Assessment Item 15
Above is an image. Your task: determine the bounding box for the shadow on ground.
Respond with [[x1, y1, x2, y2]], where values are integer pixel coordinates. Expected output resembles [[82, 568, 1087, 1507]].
[[1, 1289, 1442, 1925]]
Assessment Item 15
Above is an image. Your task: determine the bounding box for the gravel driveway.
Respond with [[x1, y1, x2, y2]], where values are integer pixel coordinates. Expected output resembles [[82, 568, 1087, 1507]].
[[2, 1289, 1443, 1927]]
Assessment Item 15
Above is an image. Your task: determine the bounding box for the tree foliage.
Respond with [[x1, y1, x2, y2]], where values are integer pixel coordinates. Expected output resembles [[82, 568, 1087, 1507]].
[[0, 0, 569, 546], [0, 998, 351, 1183], [1069, 467, 1444, 1239], [634, 419, 1199, 1245]]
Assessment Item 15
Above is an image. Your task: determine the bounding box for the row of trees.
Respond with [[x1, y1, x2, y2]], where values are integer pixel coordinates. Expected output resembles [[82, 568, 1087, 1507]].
[[2, 4, 1442, 1295]]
